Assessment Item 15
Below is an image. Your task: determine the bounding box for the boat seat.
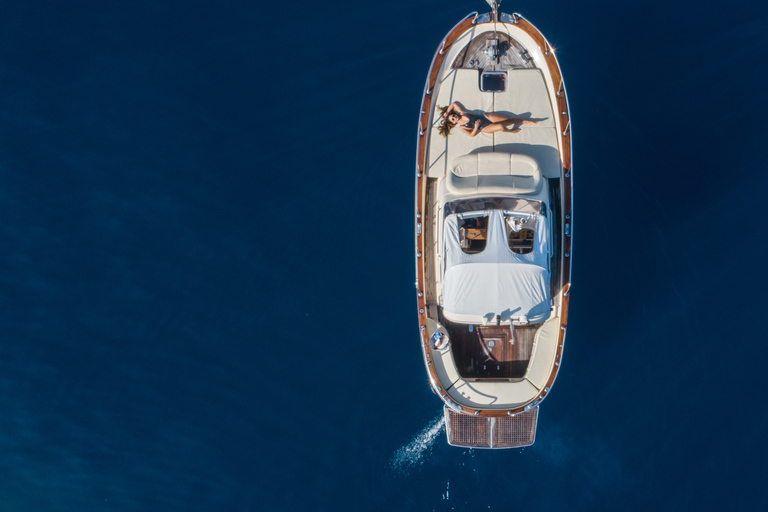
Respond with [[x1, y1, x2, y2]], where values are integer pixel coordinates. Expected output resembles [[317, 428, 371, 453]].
[[446, 152, 542, 196], [524, 316, 560, 390]]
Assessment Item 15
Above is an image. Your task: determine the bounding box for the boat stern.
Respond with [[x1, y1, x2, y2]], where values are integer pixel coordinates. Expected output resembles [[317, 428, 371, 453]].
[[444, 405, 538, 448]]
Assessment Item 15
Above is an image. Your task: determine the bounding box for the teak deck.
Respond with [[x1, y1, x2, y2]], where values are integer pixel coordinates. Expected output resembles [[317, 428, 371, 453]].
[[451, 31, 535, 71], [443, 320, 538, 380]]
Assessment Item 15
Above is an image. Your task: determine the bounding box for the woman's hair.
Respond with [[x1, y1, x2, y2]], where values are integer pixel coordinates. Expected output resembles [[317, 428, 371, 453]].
[[436, 105, 455, 137]]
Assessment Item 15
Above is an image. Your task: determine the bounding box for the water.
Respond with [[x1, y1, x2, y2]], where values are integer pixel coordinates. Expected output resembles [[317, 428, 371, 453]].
[[391, 414, 445, 475], [2, 0, 768, 510]]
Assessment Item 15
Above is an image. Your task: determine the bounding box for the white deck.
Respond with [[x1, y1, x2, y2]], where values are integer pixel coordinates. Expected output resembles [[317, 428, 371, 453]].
[[427, 67, 561, 179]]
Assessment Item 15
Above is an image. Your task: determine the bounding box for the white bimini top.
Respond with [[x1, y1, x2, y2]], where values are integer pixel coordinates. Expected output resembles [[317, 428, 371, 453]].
[[442, 209, 551, 324]]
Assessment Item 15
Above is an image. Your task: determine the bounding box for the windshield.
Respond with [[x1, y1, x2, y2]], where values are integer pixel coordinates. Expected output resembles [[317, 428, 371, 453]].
[[457, 213, 489, 254], [504, 213, 536, 255]]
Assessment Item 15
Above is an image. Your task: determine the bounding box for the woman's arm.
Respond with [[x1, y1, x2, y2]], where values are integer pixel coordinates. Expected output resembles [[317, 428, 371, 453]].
[[460, 119, 481, 137], [449, 102, 466, 115]]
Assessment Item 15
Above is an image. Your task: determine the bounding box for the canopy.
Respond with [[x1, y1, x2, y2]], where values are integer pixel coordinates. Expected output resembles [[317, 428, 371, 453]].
[[442, 209, 551, 324]]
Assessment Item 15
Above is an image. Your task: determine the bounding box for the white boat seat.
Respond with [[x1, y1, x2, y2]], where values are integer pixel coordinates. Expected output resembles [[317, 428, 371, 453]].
[[524, 316, 560, 390], [446, 152, 542, 196]]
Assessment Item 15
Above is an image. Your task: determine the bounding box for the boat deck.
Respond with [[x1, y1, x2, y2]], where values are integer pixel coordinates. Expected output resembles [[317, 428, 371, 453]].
[[450, 31, 535, 71], [425, 22, 562, 182], [440, 318, 538, 380]]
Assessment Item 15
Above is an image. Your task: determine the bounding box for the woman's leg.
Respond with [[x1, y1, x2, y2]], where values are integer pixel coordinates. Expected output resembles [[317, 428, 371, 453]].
[[485, 113, 538, 125], [481, 123, 521, 134]]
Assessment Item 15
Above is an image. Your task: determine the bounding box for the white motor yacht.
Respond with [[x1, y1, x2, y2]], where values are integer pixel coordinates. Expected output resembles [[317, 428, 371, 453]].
[[414, 2, 572, 448]]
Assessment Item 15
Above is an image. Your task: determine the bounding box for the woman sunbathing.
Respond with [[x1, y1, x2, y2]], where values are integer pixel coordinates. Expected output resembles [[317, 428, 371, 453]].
[[437, 102, 537, 137]]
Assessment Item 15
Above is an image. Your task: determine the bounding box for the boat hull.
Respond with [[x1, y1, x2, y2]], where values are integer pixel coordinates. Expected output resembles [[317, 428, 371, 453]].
[[414, 12, 572, 446]]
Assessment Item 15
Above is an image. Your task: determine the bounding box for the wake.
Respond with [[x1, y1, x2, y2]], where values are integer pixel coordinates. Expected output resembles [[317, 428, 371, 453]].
[[390, 414, 445, 474]]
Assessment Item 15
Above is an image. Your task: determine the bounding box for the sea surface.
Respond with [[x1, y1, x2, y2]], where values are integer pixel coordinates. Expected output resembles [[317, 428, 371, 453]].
[[1, 1, 768, 510]]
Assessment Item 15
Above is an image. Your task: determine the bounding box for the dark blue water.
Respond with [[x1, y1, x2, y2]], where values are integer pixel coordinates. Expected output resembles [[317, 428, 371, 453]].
[[2, 1, 768, 510]]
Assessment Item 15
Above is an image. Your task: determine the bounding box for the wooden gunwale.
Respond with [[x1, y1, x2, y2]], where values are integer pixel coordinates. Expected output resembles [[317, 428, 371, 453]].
[[415, 12, 572, 418]]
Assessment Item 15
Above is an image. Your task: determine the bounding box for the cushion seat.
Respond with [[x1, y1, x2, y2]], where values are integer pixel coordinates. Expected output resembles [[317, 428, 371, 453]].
[[446, 152, 542, 196]]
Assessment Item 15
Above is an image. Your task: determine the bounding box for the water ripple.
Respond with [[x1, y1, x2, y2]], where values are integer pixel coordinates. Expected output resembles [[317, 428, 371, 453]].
[[390, 413, 444, 475]]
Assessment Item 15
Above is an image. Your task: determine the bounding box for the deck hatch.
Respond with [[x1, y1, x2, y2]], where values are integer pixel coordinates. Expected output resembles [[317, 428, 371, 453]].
[[480, 71, 506, 92]]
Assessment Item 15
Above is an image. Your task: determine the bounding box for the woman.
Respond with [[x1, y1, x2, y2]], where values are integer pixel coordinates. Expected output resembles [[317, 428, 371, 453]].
[[437, 102, 537, 137]]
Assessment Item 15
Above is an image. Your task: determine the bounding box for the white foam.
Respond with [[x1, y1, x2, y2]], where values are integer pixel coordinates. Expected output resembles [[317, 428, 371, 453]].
[[390, 414, 445, 474]]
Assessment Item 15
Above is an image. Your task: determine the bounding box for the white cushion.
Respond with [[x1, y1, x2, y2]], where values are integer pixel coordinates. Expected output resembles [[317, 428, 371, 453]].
[[448, 379, 539, 407], [428, 69, 494, 178], [446, 153, 542, 196], [492, 69, 561, 178], [524, 316, 560, 390]]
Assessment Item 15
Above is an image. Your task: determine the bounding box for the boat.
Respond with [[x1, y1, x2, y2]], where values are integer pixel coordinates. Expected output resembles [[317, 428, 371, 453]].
[[414, 1, 572, 449]]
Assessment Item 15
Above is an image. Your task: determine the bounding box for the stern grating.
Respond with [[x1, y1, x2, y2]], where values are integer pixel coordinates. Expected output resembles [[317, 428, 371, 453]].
[[444, 406, 538, 448], [493, 408, 538, 447]]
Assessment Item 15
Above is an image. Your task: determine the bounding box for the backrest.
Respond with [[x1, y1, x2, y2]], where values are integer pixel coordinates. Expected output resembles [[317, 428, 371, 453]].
[[447, 153, 542, 196]]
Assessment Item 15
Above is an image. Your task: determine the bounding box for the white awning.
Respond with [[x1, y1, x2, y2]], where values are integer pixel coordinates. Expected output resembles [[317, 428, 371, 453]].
[[442, 209, 551, 324]]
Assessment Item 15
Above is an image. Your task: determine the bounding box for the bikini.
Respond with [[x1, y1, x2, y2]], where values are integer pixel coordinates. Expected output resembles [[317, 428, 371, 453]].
[[461, 113, 491, 130]]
